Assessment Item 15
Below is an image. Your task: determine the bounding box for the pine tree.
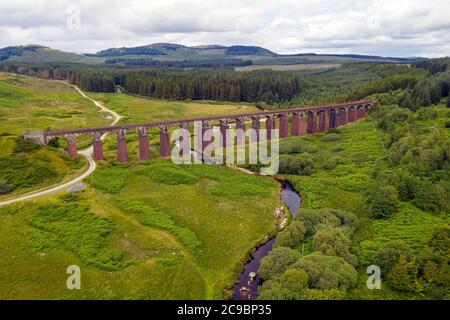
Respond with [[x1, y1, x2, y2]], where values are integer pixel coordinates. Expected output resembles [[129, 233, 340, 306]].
[[388, 255, 416, 292]]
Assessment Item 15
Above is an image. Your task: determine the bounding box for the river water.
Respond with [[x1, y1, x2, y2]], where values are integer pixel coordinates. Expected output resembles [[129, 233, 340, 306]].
[[232, 179, 302, 300]]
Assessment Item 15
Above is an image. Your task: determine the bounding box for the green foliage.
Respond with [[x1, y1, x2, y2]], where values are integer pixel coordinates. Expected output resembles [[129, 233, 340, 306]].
[[388, 168, 418, 201], [368, 184, 399, 219], [59, 192, 82, 203], [323, 156, 345, 170], [116, 198, 201, 252], [304, 288, 346, 300], [29, 204, 129, 271], [0, 181, 15, 194], [319, 133, 342, 142], [387, 255, 418, 292], [373, 241, 413, 276], [13, 137, 41, 153], [295, 209, 341, 237], [330, 145, 344, 152], [259, 247, 300, 281], [279, 138, 318, 154], [413, 179, 450, 213], [0, 152, 58, 191], [416, 107, 439, 121], [312, 227, 352, 259], [138, 164, 199, 185], [417, 224, 450, 297], [275, 221, 306, 248], [90, 167, 128, 193], [292, 253, 358, 291], [279, 154, 315, 175], [26, 229, 58, 251], [259, 269, 309, 300], [184, 164, 276, 199]]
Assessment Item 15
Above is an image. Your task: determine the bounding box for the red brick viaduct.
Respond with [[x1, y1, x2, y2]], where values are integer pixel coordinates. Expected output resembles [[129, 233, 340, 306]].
[[25, 101, 373, 162]]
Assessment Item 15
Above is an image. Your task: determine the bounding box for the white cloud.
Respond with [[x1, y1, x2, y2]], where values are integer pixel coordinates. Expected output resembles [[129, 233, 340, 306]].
[[0, 0, 449, 57]]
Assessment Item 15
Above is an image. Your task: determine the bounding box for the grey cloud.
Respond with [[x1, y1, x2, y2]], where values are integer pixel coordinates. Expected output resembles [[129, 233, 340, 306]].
[[0, 0, 448, 57]]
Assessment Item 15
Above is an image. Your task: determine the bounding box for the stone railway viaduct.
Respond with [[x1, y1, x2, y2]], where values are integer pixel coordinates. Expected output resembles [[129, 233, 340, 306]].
[[25, 101, 373, 162]]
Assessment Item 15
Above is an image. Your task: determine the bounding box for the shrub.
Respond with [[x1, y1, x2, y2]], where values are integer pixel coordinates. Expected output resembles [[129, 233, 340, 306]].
[[90, 167, 128, 193], [368, 184, 399, 219], [327, 128, 342, 134], [319, 133, 342, 142], [138, 164, 199, 185], [279, 138, 318, 154], [417, 224, 450, 294], [413, 180, 449, 213], [275, 221, 307, 248], [116, 198, 201, 251], [59, 192, 82, 203], [292, 253, 358, 291], [330, 145, 344, 152], [259, 247, 300, 281], [258, 280, 292, 300], [445, 121, 450, 128], [388, 255, 418, 292], [29, 204, 129, 271], [0, 182, 15, 194], [416, 107, 439, 121], [295, 209, 341, 237], [372, 241, 413, 276], [305, 288, 346, 300], [312, 227, 352, 258], [329, 209, 359, 235], [279, 155, 315, 175], [323, 156, 345, 170], [13, 137, 41, 153]]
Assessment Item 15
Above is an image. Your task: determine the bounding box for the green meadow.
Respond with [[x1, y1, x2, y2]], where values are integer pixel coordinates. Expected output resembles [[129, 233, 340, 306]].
[[0, 72, 110, 135], [0, 73, 282, 299], [89, 92, 258, 124], [0, 161, 281, 299], [0, 72, 112, 199]]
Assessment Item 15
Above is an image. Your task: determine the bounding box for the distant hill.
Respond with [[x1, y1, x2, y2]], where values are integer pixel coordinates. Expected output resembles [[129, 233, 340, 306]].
[[0, 45, 102, 64], [0, 43, 426, 67], [86, 43, 276, 58]]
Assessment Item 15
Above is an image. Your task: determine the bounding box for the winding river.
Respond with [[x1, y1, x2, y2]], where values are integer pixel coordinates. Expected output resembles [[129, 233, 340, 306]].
[[232, 179, 302, 300]]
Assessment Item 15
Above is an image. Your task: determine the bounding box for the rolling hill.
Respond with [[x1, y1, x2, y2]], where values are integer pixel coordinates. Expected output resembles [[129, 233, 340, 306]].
[[0, 43, 425, 68]]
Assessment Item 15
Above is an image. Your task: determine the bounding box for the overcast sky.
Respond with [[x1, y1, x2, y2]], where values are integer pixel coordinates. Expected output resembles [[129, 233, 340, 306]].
[[0, 0, 449, 57]]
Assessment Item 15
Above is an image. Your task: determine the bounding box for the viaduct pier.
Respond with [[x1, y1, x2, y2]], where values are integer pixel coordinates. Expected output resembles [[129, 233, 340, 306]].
[[25, 101, 373, 162]]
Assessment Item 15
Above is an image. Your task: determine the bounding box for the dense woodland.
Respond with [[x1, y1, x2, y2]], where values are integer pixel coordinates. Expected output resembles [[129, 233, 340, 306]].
[[104, 58, 253, 68], [1, 59, 449, 107]]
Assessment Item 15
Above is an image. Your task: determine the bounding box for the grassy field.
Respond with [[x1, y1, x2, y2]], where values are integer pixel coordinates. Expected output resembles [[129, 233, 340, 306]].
[[0, 160, 281, 299], [0, 73, 282, 299], [89, 92, 258, 124], [0, 72, 115, 199]]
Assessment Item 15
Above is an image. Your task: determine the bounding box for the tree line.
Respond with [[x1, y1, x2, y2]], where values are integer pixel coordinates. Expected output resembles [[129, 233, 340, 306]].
[[1, 58, 449, 106], [0, 62, 301, 103], [122, 69, 301, 103]]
